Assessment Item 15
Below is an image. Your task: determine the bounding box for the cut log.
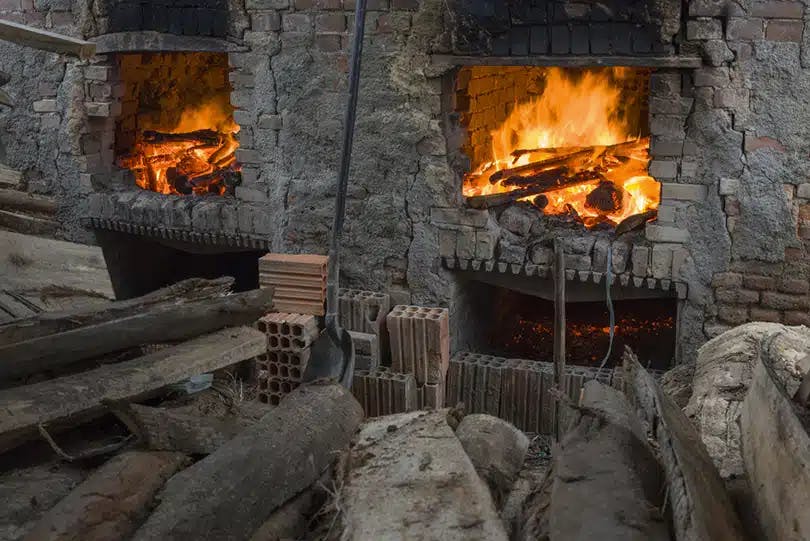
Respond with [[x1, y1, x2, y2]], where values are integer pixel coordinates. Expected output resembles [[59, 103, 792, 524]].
[[0, 276, 234, 346], [131, 382, 363, 541], [0, 188, 57, 215], [741, 348, 810, 541], [341, 410, 508, 540], [584, 181, 626, 213], [623, 347, 747, 541], [22, 451, 189, 541], [517, 381, 669, 541], [110, 400, 272, 455], [466, 172, 598, 210], [0, 326, 266, 453], [0, 287, 273, 381], [0, 20, 95, 58], [455, 414, 529, 509]]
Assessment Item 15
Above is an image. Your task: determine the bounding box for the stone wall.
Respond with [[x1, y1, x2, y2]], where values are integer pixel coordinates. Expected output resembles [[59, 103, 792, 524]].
[[4, 0, 810, 365], [681, 1, 810, 343]]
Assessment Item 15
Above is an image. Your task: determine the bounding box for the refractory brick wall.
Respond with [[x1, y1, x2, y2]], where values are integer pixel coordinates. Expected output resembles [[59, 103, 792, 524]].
[[2, 0, 810, 364]]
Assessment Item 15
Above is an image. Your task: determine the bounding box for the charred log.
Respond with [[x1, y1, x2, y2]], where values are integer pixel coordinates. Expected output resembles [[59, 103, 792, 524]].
[[585, 181, 626, 214], [615, 209, 658, 235], [142, 129, 223, 146]]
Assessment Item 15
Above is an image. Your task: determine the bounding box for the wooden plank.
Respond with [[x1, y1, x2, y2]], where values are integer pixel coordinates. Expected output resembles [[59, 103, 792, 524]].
[[0, 326, 266, 453], [0, 164, 22, 187], [0, 209, 58, 236], [0, 188, 57, 215], [0, 277, 233, 346], [0, 19, 95, 58], [0, 288, 273, 381], [431, 54, 703, 68]]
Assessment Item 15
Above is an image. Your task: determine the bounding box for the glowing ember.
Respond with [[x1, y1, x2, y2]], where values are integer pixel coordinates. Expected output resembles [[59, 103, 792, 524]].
[[462, 67, 660, 228]]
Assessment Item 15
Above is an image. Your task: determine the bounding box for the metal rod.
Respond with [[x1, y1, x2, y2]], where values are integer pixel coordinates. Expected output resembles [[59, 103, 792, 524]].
[[325, 0, 367, 327], [553, 238, 566, 441]]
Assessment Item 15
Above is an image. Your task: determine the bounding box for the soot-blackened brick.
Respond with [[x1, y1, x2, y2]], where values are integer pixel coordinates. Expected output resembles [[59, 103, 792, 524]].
[[212, 14, 228, 37], [110, 2, 142, 32], [198, 8, 215, 36], [611, 23, 633, 54], [529, 25, 548, 54], [632, 26, 654, 53], [550, 25, 570, 54], [492, 33, 510, 55], [590, 23, 610, 53], [168, 7, 184, 34], [510, 26, 529, 55], [145, 4, 170, 33], [182, 8, 198, 35], [571, 24, 588, 54]]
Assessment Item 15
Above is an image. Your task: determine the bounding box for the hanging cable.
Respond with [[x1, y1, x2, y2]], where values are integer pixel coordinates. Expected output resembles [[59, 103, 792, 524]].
[[596, 247, 615, 380]]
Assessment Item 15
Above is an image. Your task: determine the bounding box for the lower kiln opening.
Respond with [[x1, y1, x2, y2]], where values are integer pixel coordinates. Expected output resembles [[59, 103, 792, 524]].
[[456, 280, 677, 371], [96, 230, 264, 299]]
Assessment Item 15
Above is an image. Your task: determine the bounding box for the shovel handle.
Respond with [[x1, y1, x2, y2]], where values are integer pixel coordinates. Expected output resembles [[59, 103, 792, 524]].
[[326, 0, 367, 323]]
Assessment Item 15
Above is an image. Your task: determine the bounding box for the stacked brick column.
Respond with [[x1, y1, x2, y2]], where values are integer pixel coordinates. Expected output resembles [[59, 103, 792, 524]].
[[254, 312, 319, 405]]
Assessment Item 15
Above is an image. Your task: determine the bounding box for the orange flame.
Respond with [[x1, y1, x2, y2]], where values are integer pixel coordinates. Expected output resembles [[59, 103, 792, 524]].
[[462, 67, 660, 227], [121, 100, 240, 196]]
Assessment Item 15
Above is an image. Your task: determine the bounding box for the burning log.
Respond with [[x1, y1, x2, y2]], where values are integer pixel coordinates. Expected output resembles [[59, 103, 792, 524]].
[[584, 181, 626, 214], [468, 173, 599, 210], [490, 140, 642, 184], [615, 209, 658, 235], [142, 129, 223, 146]]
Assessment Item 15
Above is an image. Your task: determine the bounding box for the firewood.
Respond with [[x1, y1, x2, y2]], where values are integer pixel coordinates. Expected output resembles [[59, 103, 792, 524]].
[[0, 326, 266, 454], [131, 382, 363, 541], [0, 188, 57, 215], [142, 129, 223, 146], [0, 277, 234, 346], [0, 287, 274, 382], [615, 209, 658, 235], [23, 451, 190, 541], [0, 20, 95, 59], [466, 179, 587, 210], [490, 140, 643, 184]]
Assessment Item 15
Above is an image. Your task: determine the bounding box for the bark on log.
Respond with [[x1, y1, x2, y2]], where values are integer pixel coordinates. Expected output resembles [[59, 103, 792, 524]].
[[131, 382, 363, 541], [517, 381, 669, 541], [0, 188, 57, 215], [110, 401, 271, 455], [22, 451, 189, 541], [623, 348, 747, 541], [0, 326, 266, 454], [0, 277, 234, 346], [0, 287, 273, 381]]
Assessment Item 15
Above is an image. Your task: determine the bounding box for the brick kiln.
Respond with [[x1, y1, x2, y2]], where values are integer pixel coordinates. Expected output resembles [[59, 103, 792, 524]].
[[3, 0, 810, 371]]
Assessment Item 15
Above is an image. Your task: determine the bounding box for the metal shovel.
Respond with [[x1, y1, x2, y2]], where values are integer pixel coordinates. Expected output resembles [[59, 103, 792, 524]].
[[302, 0, 368, 388]]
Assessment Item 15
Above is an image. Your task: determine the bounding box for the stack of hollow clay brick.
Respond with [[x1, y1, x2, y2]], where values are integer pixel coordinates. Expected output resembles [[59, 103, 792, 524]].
[[258, 253, 328, 316], [386, 305, 450, 410], [254, 312, 319, 405], [352, 368, 418, 416], [446, 352, 615, 433], [338, 288, 390, 370]]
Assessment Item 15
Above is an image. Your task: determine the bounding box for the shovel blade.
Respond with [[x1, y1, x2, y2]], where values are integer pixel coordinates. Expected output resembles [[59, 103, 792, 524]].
[[303, 325, 355, 388]]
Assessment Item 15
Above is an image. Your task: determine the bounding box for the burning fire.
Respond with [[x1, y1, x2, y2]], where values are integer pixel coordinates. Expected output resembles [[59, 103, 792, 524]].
[[118, 100, 241, 196], [463, 67, 660, 228]]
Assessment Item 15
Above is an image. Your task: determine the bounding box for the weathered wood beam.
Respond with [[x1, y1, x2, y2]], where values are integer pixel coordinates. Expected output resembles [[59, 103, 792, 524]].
[[0, 326, 266, 453], [0, 19, 96, 59], [0, 188, 57, 215], [0, 209, 58, 236], [0, 276, 234, 346], [0, 287, 273, 381]]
